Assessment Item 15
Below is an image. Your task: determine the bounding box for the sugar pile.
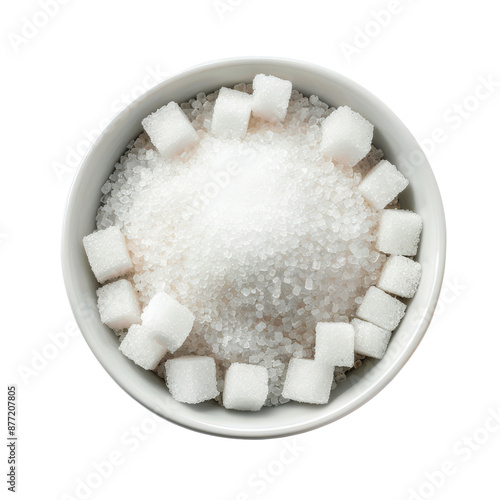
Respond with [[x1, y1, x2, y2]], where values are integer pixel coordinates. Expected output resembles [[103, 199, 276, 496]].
[[96, 84, 387, 406]]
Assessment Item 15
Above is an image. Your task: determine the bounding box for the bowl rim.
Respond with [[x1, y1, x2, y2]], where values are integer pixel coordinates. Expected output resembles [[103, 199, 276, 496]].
[[61, 56, 446, 439]]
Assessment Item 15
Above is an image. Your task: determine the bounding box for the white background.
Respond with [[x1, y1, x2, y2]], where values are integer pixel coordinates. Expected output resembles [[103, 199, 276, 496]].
[[2, 0, 499, 499]]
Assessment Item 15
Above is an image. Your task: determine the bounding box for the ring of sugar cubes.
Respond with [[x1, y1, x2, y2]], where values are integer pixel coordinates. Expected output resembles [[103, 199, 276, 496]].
[[119, 324, 167, 370], [376, 209, 423, 256], [252, 74, 292, 123], [83, 226, 134, 284], [377, 256, 422, 298], [85, 76, 428, 410], [315, 322, 355, 368], [223, 363, 269, 411], [141, 292, 195, 353], [351, 318, 391, 359], [282, 358, 334, 405], [142, 102, 199, 160], [96, 279, 141, 330], [356, 286, 406, 331], [165, 356, 219, 404], [320, 106, 374, 167], [358, 160, 409, 210], [212, 87, 253, 139]]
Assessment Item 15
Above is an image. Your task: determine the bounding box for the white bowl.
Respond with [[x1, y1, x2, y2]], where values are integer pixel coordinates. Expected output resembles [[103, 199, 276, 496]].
[[62, 57, 446, 439]]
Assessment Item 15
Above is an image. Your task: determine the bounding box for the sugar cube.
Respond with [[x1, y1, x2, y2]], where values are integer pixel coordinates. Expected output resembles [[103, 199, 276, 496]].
[[351, 318, 391, 359], [320, 106, 374, 167], [315, 322, 354, 367], [223, 363, 269, 411], [252, 74, 292, 123], [141, 292, 194, 353], [119, 324, 167, 370], [356, 286, 406, 331], [377, 255, 422, 298], [165, 356, 219, 404], [358, 160, 409, 210], [376, 209, 423, 256], [212, 87, 253, 139], [282, 358, 334, 405], [96, 279, 141, 330], [83, 226, 133, 284], [142, 102, 199, 160]]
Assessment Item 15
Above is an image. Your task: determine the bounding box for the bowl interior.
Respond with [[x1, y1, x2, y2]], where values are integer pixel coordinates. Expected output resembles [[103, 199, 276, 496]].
[[62, 58, 445, 438]]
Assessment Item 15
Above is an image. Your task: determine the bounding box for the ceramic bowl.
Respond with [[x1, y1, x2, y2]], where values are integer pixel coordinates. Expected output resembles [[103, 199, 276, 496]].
[[62, 57, 446, 439]]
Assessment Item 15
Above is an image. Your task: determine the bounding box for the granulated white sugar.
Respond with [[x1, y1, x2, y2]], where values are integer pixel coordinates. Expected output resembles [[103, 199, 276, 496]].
[[96, 83, 391, 407]]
